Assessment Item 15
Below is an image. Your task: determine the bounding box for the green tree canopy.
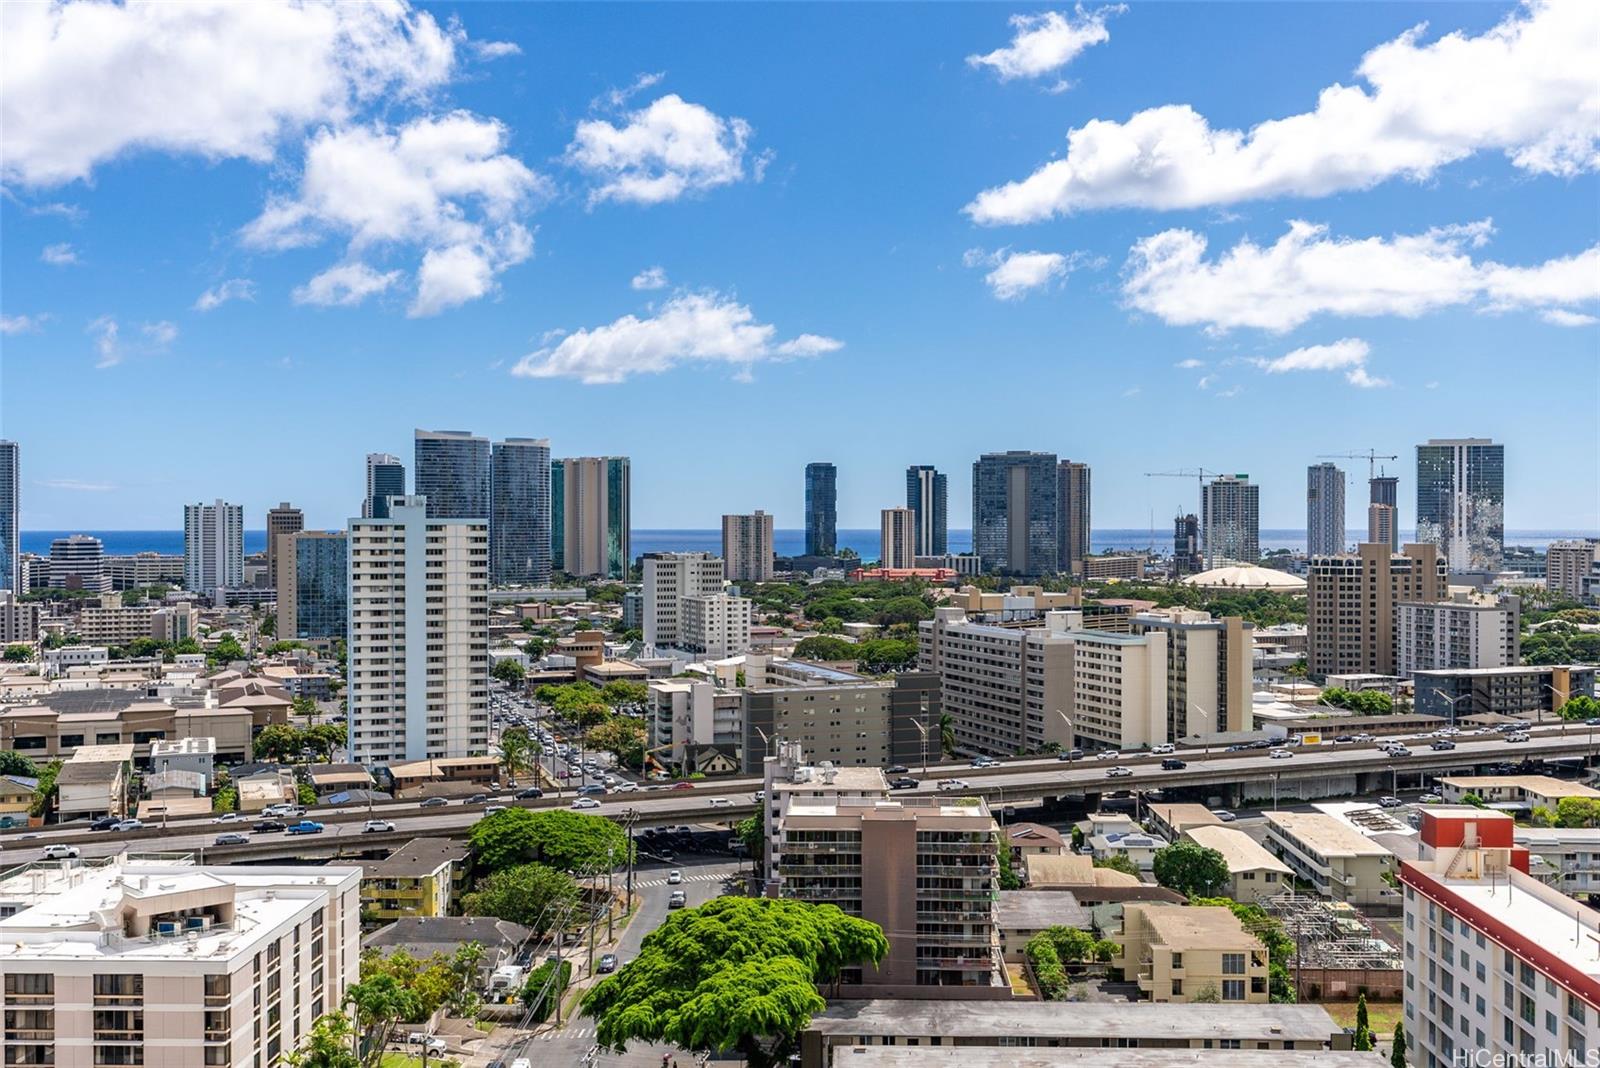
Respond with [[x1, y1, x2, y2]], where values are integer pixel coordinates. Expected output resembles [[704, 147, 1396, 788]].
[[1093, 854, 1140, 877], [0, 751, 38, 777], [3, 644, 34, 662], [209, 634, 247, 666], [1556, 796, 1600, 828], [491, 658, 526, 685], [462, 863, 579, 931], [854, 638, 917, 674], [498, 726, 538, 781], [468, 807, 630, 873], [1558, 694, 1600, 721], [253, 724, 302, 762], [792, 636, 856, 662], [522, 636, 546, 659], [581, 897, 888, 1067], [1151, 841, 1231, 899], [1391, 1021, 1408, 1068], [871, 596, 933, 626], [284, 1012, 360, 1068], [601, 679, 648, 707], [584, 717, 646, 767], [735, 814, 763, 855]]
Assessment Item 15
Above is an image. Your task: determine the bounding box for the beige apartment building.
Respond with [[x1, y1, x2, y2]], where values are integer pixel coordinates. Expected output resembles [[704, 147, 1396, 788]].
[[1394, 592, 1520, 677], [0, 590, 40, 645], [0, 858, 360, 1068], [75, 593, 159, 646], [347, 497, 490, 766], [721, 511, 775, 583], [0, 697, 273, 765], [1117, 903, 1271, 1004], [1307, 542, 1447, 678], [1265, 811, 1396, 905], [1131, 607, 1253, 737], [878, 508, 916, 570], [1068, 628, 1168, 750], [771, 790, 1004, 996], [742, 671, 939, 771], [1546, 539, 1597, 601], [1182, 825, 1294, 904]]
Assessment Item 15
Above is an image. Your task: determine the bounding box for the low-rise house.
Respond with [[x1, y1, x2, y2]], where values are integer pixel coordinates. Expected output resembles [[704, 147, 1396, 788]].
[[362, 916, 535, 980], [1264, 812, 1396, 905], [386, 756, 500, 796], [1437, 774, 1600, 811], [1146, 803, 1223, 842], [0, 774, 38, 821], [995, 890, 1090, 963], [1181, 825, 1294, 904], [237, 768, 297, 812], [306, 764, 374, 797], [54, 743, 134, 819], [149, 736, 216, 786], [1006, 822, 1066, 859], [144, 769, 207, 799], [1115, 903, 1271, 1004], [360, 838, 470, 922]]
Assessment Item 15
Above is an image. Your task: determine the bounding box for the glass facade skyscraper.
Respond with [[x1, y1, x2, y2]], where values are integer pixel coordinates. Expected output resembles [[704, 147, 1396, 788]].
[[905, 465, 948, 557], [1305, 462, 1345, 556], [292, 532, 347, 640], [414, 429, 490, 520], [364, 453, 406, 519], [1416, 438, 1504, 571], [804, 462, 837, 556], [0, 440, 17, 595], [1200, 474, 1260, 569], [491, 438, 552, 586], [972, 451, 1058, 575]]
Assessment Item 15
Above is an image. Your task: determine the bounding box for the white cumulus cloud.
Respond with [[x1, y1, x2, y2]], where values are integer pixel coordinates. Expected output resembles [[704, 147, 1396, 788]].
[[966, 6, 1122, 89], [86, 316, 175, 369], [0, 0, 457, 186], [511, 291, 842, 384], [964, 247, 1084, 301], [0, 314, 47, 335], [965, 1, 1599, 223], [567, 94, 761, 206], [1122, 219, 1600, 333], [1174, 358, 1205, 369], [292, 263, 404, 308], [243, 112, 543, 315], [470, 40, 521, 60], [1254, 337, 1389, 387], [41, 243, 78, 266], [631, 266, 669, 291], [193, 278, 256, 312], [1542, 309, 1598, 328]]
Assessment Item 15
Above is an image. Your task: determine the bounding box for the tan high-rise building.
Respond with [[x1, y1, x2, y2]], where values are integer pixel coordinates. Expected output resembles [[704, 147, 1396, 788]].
[[879, 507, 916, 570], [0, 858, 361, 1068], [1367, 503, 1396, 553], [721, 511, 774, 582], [1131, 608, 1254, 737], [1307, 542, 1447, 678], [551, 457, 629, 579], [347, 497, 489, 765], [1546, 539, 1597, 601], [265, 502, 303, 592]]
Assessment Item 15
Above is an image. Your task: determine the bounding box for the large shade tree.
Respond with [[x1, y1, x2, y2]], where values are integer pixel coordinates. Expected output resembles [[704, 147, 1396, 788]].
[[468, 807, 630, 873], [581, 897, 887, 1068]]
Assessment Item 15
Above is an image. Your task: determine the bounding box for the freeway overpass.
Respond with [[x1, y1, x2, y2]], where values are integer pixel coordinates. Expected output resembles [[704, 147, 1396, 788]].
[[3, 725, 1594, 866]]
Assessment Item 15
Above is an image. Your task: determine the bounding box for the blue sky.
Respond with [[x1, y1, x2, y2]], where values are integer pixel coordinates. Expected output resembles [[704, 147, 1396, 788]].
[[2, 1, 1596, 533]]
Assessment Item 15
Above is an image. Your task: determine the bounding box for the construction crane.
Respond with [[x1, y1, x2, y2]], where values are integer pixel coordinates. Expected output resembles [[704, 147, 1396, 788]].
[[1144, 468, 1220, 486], [1319, 450, 1398, 481]]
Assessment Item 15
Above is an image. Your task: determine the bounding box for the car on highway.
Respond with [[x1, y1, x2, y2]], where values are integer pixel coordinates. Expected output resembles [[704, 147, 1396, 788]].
[[419, 797, 449, 808], [112, 819, 144, 833], [1214, 810, 1237, 822], [1160, 758, 1187, 770], [364, 819, 396, 833], [890, 777, 919, 790], [1094, 750, 1121, 760], [214, 832, 249, 846], [1058, 748, 1084, 761], [1333, 735, 1355, 744], [485, 805, 508, 815], [668, 890, 687, 909], [213, 812, 243, 823], [253, 819, 287, 833], [467, 794, 489, 804], [285, 821, 324, 835], [666, 870, 683, 884], [1150, 744, 1175, 755], [90, 816, 120, 831], [1507, 732, 1531, 743], [936, 779, 970, 791], [1379, 796, 1405, 808], [597, 953, 619, 974], [42, 844, 80, 860], [669, 781, 695, 790], [1384, 745, 1413, 757], [577, 784, 607, 796], [886, 765, 909, 774], [511, 1059, 532, 1068], [1270, 748, 1293, 760], [970, 757, 998, 769], [514, 787, 544, 799], [570, 798, 602, 810], [707, 797, 732, 808], [1106, 766, 1133, 778], [1430, 740, 1456, 751], [612, 782, 638, 793]]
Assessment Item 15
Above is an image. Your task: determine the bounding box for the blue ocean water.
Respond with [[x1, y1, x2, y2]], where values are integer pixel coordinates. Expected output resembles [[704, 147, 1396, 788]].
[[21, 528, 1594, 559]]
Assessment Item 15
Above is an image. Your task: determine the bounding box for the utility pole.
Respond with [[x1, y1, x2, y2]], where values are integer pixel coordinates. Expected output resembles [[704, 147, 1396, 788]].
[[624, 808, 638, 907], [606, 846, 616, 941]]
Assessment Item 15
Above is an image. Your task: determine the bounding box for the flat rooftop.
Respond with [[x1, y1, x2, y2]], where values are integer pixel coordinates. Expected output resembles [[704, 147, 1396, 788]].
[[1439, 775, 1600, 799], [775, 766, 889, 793], [807, 1001, 1343, 1043], [1135, 904, 1261, 950], [786, 797, 993, 821], [366, 838, 469, 879], [995, 890, 1089, 932], [1266, 811, 1394, 858], [825, 1052, 1374, 1068], [1146, 803, 1220, 831], [1410, 862, 1600, 986], [1183, 825, 1293, 876]]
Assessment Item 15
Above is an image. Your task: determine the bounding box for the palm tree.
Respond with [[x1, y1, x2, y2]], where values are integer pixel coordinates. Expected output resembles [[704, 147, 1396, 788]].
[[939, 712, 957, 758], [499, 727, 538, 782]]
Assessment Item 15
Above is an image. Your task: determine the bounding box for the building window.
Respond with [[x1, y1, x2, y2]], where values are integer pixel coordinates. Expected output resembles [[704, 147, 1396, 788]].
[[1221, 953, 1246, 975], [1222, 980, 1246, 1001]]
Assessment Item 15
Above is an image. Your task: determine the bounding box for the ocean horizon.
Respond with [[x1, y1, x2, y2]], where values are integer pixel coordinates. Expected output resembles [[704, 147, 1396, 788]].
[[20, 527, 1595, 560]]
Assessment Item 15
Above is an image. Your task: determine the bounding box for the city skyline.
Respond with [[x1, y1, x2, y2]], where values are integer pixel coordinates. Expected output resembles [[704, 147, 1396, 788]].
[[1, 2, 1597, 534]]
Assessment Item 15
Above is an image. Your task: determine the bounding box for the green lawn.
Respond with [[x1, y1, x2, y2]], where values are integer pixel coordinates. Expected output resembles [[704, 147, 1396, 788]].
[[1322, 999, 1403, 1039]]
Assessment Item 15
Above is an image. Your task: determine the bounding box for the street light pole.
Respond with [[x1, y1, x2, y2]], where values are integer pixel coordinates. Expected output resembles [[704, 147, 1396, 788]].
[[913, 720, 929, 774]]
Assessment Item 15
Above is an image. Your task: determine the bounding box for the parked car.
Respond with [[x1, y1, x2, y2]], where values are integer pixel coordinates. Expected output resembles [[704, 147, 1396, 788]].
[[667, 890, 687, 908], [213, 833, 249, 846], [253, 819, 287, 833], [666, 870, 683, 884], [1214, 810, 1237, 822], [597, 953, 619, 974], [571, 798, 602, 810], [364, 819, 396, 833], [1106, 766, 1133, 778], [1160, 758, 1187, 770], [285, 821, 324, 835], [1378, 796, 1405, 808], [890, 777, 919, 790], [1419, 793, 1443, 804], [1269, 748, 1293, 760], [42, 844, 80, 860]]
